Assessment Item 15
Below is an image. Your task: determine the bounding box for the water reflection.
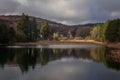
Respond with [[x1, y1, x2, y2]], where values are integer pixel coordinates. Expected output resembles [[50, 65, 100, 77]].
[[0, 45, 120, 72], [7, 44, 103, 48]]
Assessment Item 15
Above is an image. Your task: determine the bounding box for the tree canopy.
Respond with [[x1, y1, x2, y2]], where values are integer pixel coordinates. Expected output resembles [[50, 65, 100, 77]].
[[90, 18, 120, 42], [40, 20, 50, 39], [17, 13, 38, 42]]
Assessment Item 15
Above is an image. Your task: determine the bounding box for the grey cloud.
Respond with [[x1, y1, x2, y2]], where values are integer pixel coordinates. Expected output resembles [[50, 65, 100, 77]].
[[97, 0, 120, 12], [0, 0, 120, 25], [88, 0, 120, 23], [0, 0, 20, 14]]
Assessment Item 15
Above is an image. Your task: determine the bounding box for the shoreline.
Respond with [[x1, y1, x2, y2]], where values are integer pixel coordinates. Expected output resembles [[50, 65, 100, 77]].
[[14, 40, 104, 45], [60, 40, 120, 49], [1, 40, 120, 49]]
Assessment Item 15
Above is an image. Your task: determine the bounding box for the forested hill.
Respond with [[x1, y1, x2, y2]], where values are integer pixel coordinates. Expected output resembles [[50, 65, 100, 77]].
[[0, 14, 120, 44], [0, 15, 94, 37]]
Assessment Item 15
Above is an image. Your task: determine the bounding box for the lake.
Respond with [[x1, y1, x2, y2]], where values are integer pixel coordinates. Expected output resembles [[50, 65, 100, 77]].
[[0, 43, 120, 80]]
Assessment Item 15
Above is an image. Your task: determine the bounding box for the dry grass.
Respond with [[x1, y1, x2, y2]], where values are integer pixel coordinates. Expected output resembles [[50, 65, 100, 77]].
[[14, 39, 120, 49], [15, 40, 104, 45], [60, 40, 104, 45]]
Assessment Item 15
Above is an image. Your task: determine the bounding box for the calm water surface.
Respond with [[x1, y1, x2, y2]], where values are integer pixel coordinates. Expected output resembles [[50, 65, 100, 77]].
[[0, 43, 120, 80]]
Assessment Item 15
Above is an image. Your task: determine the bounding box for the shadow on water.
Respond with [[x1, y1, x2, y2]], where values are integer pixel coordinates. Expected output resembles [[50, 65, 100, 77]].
[[0, 44, 120, 73]]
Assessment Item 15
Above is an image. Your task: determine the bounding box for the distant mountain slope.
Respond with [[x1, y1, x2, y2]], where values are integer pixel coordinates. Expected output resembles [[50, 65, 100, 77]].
[[0, 15, 96, 37]]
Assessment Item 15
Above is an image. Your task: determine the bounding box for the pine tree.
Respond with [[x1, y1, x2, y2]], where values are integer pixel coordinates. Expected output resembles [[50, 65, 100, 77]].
[[40, 20, 50, 39], [17, 13, 39, 42], [0, 23, 9, 44], [17, 13, 29, 41], [105, 19, 119, 42]]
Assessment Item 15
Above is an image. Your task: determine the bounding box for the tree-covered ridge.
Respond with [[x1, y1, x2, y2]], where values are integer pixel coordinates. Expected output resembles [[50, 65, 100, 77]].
[[0, 14, 51, 44], [0, 14, 91, 44], [0, 13, 120, 44]]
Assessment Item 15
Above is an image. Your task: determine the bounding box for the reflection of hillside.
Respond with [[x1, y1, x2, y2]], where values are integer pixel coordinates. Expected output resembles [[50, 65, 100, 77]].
[[0, 48, 91, 72], [0, 47, 120, 72], [46, 48, 91, 62], [106, 49, 120, 63], [90, 48, 120, 71], [0, 48, 15, 67], [105, 49, 120, 71], [90, 47, 106, 63], [16, 48, 39, 72]]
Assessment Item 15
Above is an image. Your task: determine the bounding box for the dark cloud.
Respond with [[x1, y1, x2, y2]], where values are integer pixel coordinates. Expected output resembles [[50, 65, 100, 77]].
[[0, 0, 120, 25], [97, 0, 120, 12], [0, 0, 20, 14]]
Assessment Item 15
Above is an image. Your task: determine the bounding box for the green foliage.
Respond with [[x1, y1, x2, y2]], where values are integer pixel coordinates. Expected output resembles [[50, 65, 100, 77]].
[[8, 27, 16, 43], [90, 18, 120, 42], [118, 25, 120, 40], [27, 18, 38, 41], [0, 23, 15, 44], [0, 23, 9, 44], [40, 20, 50, 39], [17, 13, 38, 42], [17, 13, 29, 41], [32, 18, 38, 40], [17, 13, 28, 32], [105, 19, 120, 42], [90, 24, 106, 41]]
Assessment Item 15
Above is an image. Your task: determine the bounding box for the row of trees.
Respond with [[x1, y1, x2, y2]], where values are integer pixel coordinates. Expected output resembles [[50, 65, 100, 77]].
[[90, 19, 120, 42], [105, 19, 120, 42], [17, 13, 53, 42], [0, 13, 120, 44], [40, 20, 50, 40], [0, 22, 15, 44], [0, 13, 52, 44], [17, 13, 38, 42], [17, 14, 63, 41], [0, 13, 61, 45]]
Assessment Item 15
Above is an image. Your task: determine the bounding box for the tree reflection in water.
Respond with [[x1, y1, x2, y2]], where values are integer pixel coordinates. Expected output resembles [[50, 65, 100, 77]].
[[0, 46, 120, 72]]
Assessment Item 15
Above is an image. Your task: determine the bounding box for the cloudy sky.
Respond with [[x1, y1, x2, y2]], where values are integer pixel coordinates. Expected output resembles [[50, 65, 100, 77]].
[[0, 0, 120, 25]]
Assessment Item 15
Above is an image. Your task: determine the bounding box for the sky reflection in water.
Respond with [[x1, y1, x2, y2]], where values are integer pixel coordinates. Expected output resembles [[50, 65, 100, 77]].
[[0, 44, 120, 80]]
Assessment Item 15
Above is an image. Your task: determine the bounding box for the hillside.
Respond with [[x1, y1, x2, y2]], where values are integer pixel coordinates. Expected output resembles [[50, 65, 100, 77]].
[[0, 15, 95, 38]]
